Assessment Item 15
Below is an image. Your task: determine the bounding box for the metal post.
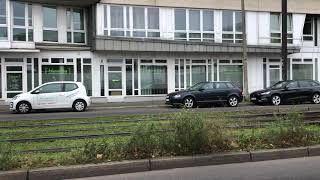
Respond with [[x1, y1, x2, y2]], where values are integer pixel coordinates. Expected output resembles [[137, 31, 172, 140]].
[[282, 0, 288, 80], [241, 0, 249, 97]]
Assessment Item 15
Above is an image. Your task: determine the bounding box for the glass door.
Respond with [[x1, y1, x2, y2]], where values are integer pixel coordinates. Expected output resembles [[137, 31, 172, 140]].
[[267, 64, 282, 87], [5, 65, 25, 98], [107, 66, 123, 96]]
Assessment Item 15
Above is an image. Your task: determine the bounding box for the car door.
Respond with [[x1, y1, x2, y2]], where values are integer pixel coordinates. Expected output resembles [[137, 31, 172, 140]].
[[281, 81, 300, 101], [212, 82, 230, 101], [34, 83, 64, 109], [298, 81, 314, 101], [63, 83, 80, 107]]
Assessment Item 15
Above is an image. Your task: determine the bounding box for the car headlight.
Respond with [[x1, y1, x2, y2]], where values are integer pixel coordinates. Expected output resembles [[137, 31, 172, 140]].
[[12, 95, 20, 100], [261, 91, 271, 95], [173, 94, 181, 99]]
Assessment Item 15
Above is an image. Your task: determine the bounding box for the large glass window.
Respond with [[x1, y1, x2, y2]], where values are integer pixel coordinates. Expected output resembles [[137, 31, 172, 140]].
[[43, 6, 58, 42], [67, 8, 85, 44], [42, 65, 74, 83], [174, 9, 187, 40], [222, 11, 242, 43], [189, 10, 201, 41], [147, 7, 159, 37], [292, 64, 313, 80], [303, 15, 314, 41], [0, 0, 7, 40], [133, 7, 145, 37], [83, 60, 92, 96], [270, 13, 293, 44], [219, 64, 243, 88], [140, 65, 167, 95], [203, 10, 214, 42], [110, 6, 124, 36], [12, 2, 33, 42]]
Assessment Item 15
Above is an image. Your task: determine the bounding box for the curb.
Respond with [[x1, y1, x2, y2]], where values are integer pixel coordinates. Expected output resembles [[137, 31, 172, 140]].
[[1, 146, 320, 180]]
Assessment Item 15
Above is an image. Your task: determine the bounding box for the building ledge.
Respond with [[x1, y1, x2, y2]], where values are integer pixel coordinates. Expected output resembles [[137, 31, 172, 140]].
[[0, 49, 40, 53], [18, 0, 99, 7], [94, 36, 300, 54], [35, 43, 91, 51]]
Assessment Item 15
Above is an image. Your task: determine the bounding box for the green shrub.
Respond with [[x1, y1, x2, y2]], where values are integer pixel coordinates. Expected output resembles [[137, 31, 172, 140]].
[[0, 143, 19, 170]]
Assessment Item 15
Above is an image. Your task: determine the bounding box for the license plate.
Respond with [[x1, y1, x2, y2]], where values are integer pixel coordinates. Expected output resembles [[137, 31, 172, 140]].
[[166, 99, 170, 102], [10, 103, 13, 108], [251, 97, 256, 101]]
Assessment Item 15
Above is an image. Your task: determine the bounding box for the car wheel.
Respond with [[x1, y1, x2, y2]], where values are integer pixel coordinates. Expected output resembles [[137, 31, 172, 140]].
[[16, 102, 31, 114], [271, 95, 281, 106], [183, 97, 195, 108], [228, 96, 239, 107], [73, 100, 87, 112], [312, 93, 320, 104]]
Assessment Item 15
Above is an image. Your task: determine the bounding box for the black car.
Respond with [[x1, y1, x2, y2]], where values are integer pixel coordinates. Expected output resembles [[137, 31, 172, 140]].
[[166, 82, 243, 108], [250, 80, 320, 106]]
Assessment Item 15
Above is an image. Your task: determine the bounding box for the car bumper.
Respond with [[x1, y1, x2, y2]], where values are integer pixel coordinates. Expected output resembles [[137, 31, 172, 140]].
[[250, 95, 270, 103], [165, 97, 184, 105]]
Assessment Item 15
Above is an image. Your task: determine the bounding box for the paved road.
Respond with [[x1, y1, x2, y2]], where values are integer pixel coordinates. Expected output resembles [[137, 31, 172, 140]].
[[70, 156, 320, 180], [0, 103, 319, 121]]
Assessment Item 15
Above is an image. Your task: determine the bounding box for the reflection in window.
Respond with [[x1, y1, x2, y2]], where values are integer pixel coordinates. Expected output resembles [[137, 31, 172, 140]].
[[43, 6, 58, 42], [270, 13, 293, 44], [140, 65, 167, 95], [303, 15, 314, 41], [292, 64, 313, 80], [67, 8, 85, 43], [12, 2, 33, 42], [42, 65, 74, 83], [219, 65, 243, 88], [0, 0, 7, 40], [222, 10, 242, 43]]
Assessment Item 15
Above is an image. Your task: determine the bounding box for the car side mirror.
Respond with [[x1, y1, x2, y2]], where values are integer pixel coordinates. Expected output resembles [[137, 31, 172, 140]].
[[32, 90, 40, 94]]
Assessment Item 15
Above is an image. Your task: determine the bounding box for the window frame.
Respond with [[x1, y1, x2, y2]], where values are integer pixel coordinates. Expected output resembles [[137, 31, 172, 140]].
[[42, 5, 58, 42], [174, 8, 215, 42], [270, 12, 293, 44], [303, 15, 314, 41], [66, 7, 86, 44], [11, 2, 33, 42], [0, 0, 8, 41], [222, 10, 242, 44]]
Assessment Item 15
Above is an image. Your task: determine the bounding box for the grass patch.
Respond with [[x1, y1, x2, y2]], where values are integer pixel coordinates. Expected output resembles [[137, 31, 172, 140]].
[[1, 109, 320, 170]]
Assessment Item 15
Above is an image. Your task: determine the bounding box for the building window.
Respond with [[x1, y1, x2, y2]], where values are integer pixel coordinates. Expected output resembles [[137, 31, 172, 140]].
[[42, 65, 74, 83], [140, 65, 167, 95], [67, 8, 86, 44], [43, 6, 58, 42], [270, 12, 293, 44], [291, 59, 314, 80], [303, 15, 314, 41], [174, 9, 187, 40], [0, 0, 7, 40], [175, 9, 214, 42], [104, 5, 159, 38], [110, 6, 125, 36], [11, 2, 33, 42], [147, 7, 160, 37], [83, 59, 92, 96], [218, 60, 243, 88], [175, 59, 214, 91], [222, 10, 242, 43]]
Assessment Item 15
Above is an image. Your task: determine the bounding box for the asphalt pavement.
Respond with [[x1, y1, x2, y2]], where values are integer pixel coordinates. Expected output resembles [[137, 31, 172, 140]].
[[0, 102, 319, 121], [70, 156, 320, 180]]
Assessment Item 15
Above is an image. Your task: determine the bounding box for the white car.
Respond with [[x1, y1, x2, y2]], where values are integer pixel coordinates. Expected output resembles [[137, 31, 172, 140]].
[[9, 81, 91, 113]]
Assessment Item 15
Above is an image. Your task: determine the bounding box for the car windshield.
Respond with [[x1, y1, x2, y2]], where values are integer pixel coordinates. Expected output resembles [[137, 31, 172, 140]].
[[269, 81, 287, 89], [188, 82, 206, 91]]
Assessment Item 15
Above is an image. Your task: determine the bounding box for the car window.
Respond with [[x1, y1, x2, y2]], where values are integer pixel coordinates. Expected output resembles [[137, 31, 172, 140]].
[[270, 81, 287, 89], [299, 81, 311, 87], [202, 83, 214, 90], [215, 83, 228, 89], [64, 83, 78, 92], [189, 82, 206, 91], [38, 83, 63, 94], [287, 81, 298, 88], [226, 83, 235, 88], [310, 81, 320, 87]]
